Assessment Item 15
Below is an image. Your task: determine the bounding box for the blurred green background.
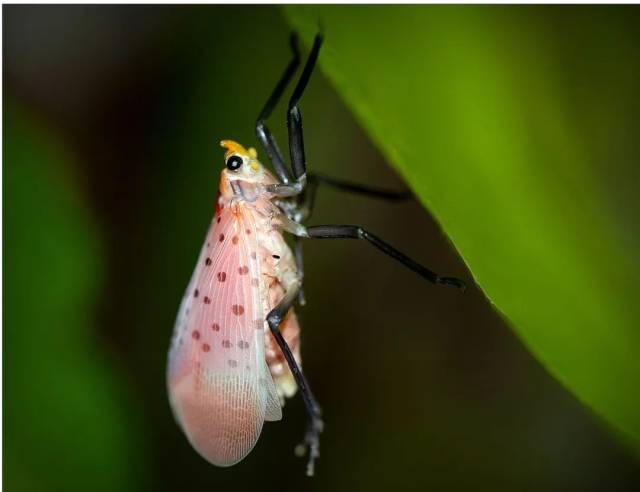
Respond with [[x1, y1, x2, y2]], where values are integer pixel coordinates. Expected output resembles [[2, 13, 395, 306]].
[[4, 5, 640, 491]]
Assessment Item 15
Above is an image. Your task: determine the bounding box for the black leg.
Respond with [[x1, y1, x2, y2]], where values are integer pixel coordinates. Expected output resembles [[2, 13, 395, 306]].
[[305, 225, 466, 291], [309, 173, 413, 202], [290, 173, 409, 224], [266, 282, 323, 476], [256, 34, 300, 184], [290, 173, 319, 222], [294, 238, 307, 305], [287, 34, 323, 181]]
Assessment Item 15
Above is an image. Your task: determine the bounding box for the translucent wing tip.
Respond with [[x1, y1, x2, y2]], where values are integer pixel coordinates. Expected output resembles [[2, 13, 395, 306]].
[[169, 371, 265, 466]]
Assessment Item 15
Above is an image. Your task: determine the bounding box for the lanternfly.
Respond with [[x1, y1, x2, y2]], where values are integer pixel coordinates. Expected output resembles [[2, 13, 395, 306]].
[[166, 33, 465, 477]]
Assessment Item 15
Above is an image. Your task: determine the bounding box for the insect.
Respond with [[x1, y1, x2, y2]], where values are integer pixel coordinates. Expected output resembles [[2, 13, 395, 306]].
[[166, 33, 465, 477]]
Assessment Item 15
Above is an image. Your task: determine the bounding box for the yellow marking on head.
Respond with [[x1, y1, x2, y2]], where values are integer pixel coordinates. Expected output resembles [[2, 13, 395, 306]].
[[220, 140, 251, 160], [220, 140, 261, 173]]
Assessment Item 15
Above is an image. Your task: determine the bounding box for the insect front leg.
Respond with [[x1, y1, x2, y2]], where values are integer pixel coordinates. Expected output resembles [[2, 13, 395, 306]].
[[259, 33, 323, 197], [284, 33, 322, 184], [256, 34, 300, 185], [264, 176, 307, 197], [266, 280, 323, 477]]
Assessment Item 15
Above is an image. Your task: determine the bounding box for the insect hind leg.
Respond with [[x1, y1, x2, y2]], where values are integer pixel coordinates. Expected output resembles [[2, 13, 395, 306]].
[[266, 281, 323, 476], [293, 238, 307, 306]]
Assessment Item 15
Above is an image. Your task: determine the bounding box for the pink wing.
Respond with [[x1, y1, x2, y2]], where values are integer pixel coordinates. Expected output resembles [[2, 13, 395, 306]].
[[167, 204, 282, 467]]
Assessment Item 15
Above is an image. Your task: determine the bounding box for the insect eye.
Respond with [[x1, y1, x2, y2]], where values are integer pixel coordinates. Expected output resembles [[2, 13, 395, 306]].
[[226, 155, 243, 171]]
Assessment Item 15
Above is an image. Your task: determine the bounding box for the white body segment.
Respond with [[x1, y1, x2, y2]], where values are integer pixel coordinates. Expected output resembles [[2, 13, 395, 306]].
[[167, 141, 302, 466]]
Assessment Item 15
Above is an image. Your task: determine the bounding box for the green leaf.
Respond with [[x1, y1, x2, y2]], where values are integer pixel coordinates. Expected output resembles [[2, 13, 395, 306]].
[[4, 104, 145, 491], [284, 6, 640, 450]]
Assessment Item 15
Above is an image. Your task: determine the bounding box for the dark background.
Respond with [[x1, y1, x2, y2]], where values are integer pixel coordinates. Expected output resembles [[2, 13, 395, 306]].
[[4, 5, 640, 491]]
